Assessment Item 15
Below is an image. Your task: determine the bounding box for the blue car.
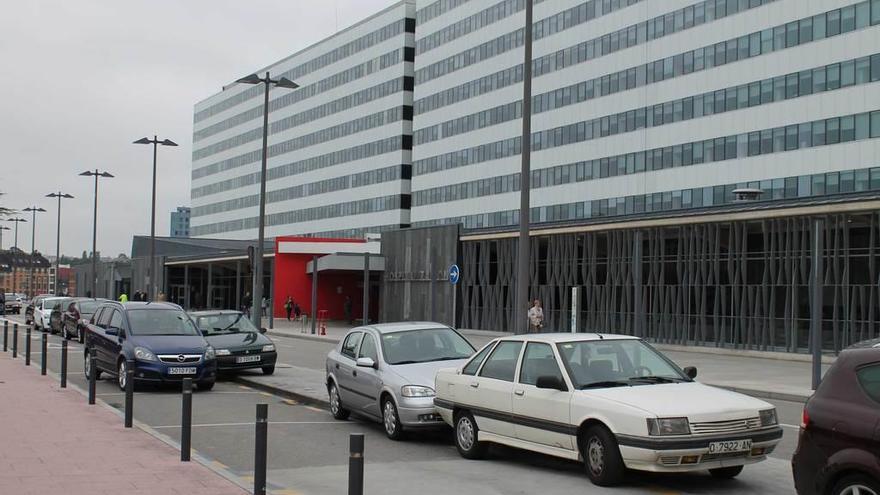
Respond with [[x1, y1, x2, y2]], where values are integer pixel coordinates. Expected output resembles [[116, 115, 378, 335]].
[[83, 301, 217, 391]]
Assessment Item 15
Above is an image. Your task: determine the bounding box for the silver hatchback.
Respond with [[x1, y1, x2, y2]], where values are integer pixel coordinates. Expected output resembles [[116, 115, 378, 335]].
[[325, 322, 475, 440]]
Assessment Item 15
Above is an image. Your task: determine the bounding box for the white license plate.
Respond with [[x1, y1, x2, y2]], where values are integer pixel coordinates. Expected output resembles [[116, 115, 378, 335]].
[[168, 367, 197, 375], [236, 355, 261, 363], [708, 439, 752, 454]]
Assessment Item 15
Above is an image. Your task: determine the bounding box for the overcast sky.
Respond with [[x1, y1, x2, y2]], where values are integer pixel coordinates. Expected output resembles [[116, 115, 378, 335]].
[[0, 0, 396, 258]]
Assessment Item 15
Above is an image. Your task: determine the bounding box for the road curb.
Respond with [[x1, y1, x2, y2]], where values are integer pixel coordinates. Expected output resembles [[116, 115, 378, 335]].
[[710, 384, 810, 403], [267, 330, 339, 344], [234, 374, 330, 409]]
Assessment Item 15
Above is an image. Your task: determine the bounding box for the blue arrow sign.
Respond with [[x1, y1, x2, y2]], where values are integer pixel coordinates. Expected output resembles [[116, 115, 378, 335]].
[[449, 264, 460, 285]]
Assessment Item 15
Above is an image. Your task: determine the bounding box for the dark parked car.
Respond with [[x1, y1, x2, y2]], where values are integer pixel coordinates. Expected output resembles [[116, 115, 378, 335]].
[[792, 340, 880, 495], [190, 310, 277, 375], [62, 297, 107, 342], [83, 301, 217, 391]]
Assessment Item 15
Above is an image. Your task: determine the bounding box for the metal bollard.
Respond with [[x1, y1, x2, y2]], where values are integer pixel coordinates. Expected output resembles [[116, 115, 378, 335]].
[[25, 325, 31, 366], [41, 334, 47, 375], [88, 351, 96, 405], [60, 340, 68, 388], [180, 378, 192, 462], [12, 323, 18, 358], [348, 433, 365, 495], [124, 359, 134, 428], [254, 403, 268, 495], [3, 320, 7, 351]]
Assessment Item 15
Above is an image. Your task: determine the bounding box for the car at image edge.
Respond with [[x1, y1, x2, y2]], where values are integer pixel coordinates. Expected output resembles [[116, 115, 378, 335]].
[[434, 333, 783, 486], [190, 310, 278, 375]]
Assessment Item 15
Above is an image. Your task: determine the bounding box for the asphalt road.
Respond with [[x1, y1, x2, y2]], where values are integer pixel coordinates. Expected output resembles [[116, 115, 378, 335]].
[[1, 315, 802, 495]]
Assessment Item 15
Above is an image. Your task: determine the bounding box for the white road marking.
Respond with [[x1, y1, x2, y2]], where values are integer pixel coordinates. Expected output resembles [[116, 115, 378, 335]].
[[780, 423, 800, 429], [151, 421, 339, 429]]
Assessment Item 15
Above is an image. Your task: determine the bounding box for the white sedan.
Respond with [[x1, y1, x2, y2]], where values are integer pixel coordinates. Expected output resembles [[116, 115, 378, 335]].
[[434, 333, 783, 486]]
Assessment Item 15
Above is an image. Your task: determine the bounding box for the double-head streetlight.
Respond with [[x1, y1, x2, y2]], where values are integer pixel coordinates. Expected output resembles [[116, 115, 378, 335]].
[[133, 136, 178, 301], [236, 72, 299, 327], [515, 0, 534, 334], [22, 207, 47, 298], [79, 170, 114, 298], [7, 217, 27, 293], [46, 192, 75, 295]]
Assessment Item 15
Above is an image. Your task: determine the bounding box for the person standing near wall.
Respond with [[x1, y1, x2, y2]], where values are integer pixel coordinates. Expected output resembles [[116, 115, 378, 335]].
[[528, 299, 544, 333], [344, 295, 353, 325], [284, 296, 293, 321], [242, 292, 252, 317], [118, 292, 129, 303]]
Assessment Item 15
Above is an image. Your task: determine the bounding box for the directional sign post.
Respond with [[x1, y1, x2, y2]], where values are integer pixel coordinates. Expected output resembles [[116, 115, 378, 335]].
[[449, 265, 460, 329]]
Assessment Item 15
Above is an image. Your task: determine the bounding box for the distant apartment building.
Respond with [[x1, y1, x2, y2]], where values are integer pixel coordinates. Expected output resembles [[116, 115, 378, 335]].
[[0, 248, 52, 296], [170, 206, 191, 238]]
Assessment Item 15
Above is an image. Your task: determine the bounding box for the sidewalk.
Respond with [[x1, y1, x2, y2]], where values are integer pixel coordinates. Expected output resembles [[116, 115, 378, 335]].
[[0, 353, 248, 495], [249, 318, 825, 403]]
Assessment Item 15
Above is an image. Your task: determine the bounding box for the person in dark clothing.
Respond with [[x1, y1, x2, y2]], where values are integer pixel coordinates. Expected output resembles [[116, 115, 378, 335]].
[[242, 292, 252, 317], [293, 301, 301, 319], [0, 290, 6, 316], [344, 296, 353, 325], [284, 296, 293, 321]]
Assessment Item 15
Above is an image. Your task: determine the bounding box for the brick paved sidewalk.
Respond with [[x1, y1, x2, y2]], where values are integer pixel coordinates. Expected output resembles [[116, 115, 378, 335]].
[[0, 353, 248, 495]]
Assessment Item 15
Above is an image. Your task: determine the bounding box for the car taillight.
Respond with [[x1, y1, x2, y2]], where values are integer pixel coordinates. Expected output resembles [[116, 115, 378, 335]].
[[801, 408, 810, 429]]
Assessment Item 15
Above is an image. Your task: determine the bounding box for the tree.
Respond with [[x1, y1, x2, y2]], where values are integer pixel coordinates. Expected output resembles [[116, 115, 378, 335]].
[[81, 250, 88, 261]]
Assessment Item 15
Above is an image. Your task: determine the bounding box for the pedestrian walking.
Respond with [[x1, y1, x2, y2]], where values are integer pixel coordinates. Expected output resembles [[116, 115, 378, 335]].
[[528, 299, 544, 333], [294, 301, 301, 319], [242, 292, 252, 317], [344, 296, 353, 325], [118, 292, 129, 303], [284, 296, 293, 321], [261, 296, 268, 319]]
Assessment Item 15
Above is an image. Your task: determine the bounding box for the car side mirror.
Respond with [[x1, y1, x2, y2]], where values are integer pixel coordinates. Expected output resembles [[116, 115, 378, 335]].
[[683, 366, 697, 379], [535, 375, 567, 391], [105, 327, 118, 336], [356, 357, 377, 369], [260, 327, 267, 334]]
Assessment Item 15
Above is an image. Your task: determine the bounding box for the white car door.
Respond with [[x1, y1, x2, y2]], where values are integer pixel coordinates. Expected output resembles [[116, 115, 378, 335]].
[[460, 340, 524, 439], [513, 342, 574, 450]]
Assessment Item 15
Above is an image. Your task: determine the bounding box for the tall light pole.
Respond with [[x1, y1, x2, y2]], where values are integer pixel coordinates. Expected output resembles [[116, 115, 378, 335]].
[[235, 72, 299, 328], [79, 170, 114, 298], [133, 136, 177, 301], [0, 226, 9, 251], [515, 0, 534, 334], [23, 207, 47, 298], [46, 192, 75, 295], [7, 218, 26, 294]]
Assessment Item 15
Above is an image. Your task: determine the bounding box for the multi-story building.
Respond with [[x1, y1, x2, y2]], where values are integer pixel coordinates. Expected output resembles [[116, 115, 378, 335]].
[[170, 206, 191, 238], [0, 248, 52, 297], [189, 1, 416, 240]]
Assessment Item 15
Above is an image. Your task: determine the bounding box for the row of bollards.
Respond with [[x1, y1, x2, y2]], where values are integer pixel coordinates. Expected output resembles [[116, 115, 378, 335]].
[[2, 318, 368, 495]]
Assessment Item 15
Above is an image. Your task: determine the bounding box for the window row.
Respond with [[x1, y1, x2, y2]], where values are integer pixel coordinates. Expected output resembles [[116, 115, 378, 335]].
[[193, 105, 408, 161], [195, 18, 409, 123], [192, 136, 406, 199], [413, 109, 880, 205], [415, 53, 880, 146], [415, 0, 879, 116], [194, 76, 408, 143], [191, 194, 406, 236], [191, 165, 406, 218], [414, 166, 880, 231], [416, 0, 471, 25]]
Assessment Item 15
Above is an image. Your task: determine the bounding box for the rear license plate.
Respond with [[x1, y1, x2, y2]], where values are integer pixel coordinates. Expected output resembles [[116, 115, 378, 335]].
[[168, 367, 197, 375], [707, 439, 752, 454], [236, 355, 261, 363]]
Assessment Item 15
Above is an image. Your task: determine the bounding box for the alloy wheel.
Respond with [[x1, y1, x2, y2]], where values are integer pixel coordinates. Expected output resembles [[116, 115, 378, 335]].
[[330, 385, 340, 415], [457, 415, 475, 451], [118, 361, 127, 390], [841, 486, 878, 495], [587, 436, 605, 476], [383, 400, 399, 436]]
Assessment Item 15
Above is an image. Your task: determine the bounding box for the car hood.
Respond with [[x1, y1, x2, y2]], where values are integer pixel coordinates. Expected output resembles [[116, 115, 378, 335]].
[[582, 382, 773, 421], [131, 335, 208, 355], [388, 359, 470, 388], [204, 332, 270, 350]]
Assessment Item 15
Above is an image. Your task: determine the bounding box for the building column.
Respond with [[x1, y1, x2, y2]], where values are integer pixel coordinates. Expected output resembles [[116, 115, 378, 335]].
[[268, 259, 275, 330], [310, 255, 318, 335], [184, 264, 190, 310], [206, 262, 213, 310], [235, 260, 242, 311]]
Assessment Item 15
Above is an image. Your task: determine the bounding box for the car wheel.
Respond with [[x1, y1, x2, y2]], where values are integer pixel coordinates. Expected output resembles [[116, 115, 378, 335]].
[[117, 360, 128, 391], [709, 465, 744, 479], [581, 425, 625, 487], [382, 398, 404, 441], [197, 380, 215, 391], [261, 365, 275, 375], [832, 474, 880, 495], [83, 349, 102, 380], [454, 411, 486, 459], [328, 381, 350, 420]]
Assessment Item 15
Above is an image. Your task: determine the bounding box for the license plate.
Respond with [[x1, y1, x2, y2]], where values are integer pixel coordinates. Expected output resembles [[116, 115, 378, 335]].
[[236, 355, 261, 363], [708, 439, 752, 453], [168, 367, 197, 375]]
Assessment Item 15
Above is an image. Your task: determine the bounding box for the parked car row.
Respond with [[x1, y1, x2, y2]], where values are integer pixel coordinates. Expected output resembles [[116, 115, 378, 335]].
[[3, 292, 26, 314], [326, 323, 879, 492]]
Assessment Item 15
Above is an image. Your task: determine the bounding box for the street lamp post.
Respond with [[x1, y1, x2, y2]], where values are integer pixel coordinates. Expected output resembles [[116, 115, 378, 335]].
[[79, 170, 114, 298], [515, 0, 534, 334], [22, 207, 47, 298], [235, 72, 299, 328], [133, 136, 178, 301], [46, 192, 75, 295], [7, 218, 27, 294]]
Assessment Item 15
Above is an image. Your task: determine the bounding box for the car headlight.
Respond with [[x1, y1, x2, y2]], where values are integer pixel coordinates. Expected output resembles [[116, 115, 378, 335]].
[[647, 417, 691, 436], [133, 347, 157, 362], [401, 385, 435, 398], [759, 408, 778, 426], [215, 349, 231, 356], [204, 346, 215, 360], [262, 344, 275, 352]]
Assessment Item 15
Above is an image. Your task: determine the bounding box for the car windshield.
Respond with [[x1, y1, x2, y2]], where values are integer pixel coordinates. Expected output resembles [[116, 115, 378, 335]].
[[127, 309, 200, 336], [196, 313, 259, 335], [556, 339, 688, 389], [380, 328, 475, 365], [79, 300, 99, 314]]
